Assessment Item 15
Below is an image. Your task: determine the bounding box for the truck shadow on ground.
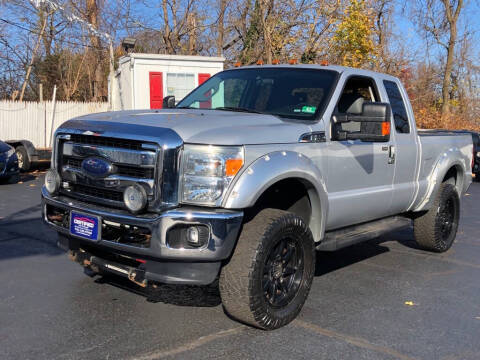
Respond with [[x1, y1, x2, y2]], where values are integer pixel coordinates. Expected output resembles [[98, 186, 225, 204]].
[[94, 239, 399, 308], [94, 273, 223, 307]]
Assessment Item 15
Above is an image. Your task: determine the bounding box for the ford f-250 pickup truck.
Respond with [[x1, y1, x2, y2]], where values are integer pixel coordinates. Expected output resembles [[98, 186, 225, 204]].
[[42, 64, 473, 330]]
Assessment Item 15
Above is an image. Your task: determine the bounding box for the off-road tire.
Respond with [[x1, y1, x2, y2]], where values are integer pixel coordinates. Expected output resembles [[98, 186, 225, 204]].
[[15, 146, 30, 172], [219, 208, 315, 330], [414, 183, 460, 252]]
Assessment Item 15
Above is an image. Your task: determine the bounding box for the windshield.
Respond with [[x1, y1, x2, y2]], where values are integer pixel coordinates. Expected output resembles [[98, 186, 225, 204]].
[[177, 68, 338, 120]]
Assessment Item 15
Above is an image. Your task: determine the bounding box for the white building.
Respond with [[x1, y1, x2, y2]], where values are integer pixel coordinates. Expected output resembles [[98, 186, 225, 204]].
[[112, 53, 225, 110]]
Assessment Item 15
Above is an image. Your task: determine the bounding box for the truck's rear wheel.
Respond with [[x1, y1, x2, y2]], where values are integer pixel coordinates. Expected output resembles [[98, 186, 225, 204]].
[[219, 208, 315, 330], [15, 146, 30, 172], [413, 183, 460, 252]]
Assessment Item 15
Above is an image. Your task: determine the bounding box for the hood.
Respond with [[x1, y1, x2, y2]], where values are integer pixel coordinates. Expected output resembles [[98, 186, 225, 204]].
[[59, 109, 313, 145], [0, 141, 12, 154]]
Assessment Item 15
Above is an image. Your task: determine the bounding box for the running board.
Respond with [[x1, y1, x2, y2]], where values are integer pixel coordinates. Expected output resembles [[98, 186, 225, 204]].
[[317, 216, 412, 251]]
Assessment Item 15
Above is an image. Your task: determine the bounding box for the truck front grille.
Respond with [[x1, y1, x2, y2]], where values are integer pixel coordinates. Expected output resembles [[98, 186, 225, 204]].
[[71, 184, 124, 202], [69, 134, 144, 151], [57, 134, 161, 210], [63, 156, 154, 179]]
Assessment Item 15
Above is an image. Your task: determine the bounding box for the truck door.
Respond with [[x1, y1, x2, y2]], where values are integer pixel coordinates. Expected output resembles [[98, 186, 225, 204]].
[[381, 80, 419, 213], [326, 75, 395, 230]]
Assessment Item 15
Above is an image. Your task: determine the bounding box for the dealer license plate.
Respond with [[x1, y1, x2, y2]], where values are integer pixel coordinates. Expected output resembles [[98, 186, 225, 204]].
[[70, 211, 101, 241]]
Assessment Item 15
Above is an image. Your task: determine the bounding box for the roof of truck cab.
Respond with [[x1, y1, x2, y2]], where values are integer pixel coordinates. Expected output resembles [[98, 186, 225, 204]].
[[224, 64, 399, 81]]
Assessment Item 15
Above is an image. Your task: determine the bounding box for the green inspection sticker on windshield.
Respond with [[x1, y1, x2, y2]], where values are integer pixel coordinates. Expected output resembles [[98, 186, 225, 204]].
[[301, 106, 316, 114], [293, 106, 317, 114]]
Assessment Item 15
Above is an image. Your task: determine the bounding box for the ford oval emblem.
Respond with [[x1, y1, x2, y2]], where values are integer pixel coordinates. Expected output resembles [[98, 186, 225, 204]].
[[81, 157, 112, 177]]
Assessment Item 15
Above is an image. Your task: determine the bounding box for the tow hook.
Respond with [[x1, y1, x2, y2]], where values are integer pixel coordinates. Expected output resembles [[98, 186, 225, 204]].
[[128, 269, 147, 288], [68, 250, 91, 266]]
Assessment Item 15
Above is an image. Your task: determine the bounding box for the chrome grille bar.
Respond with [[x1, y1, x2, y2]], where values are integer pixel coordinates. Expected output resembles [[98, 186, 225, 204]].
[[62, 142, 156, 167]]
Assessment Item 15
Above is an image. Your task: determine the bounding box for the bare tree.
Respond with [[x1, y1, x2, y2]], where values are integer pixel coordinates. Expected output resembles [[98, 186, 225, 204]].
[[439, 0, 463, 116], [85, 0, 103, 100], [217, 0, 227, 56], [412, 0, 464, 116]]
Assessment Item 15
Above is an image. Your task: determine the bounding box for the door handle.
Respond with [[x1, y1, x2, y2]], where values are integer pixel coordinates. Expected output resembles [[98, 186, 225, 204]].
[[388, 145, 395, 164]]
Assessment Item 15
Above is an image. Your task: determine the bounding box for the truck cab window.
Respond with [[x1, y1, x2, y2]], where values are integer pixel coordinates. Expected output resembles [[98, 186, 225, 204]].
[[333, 76, 379, 136], [383, 80, 410, 134]]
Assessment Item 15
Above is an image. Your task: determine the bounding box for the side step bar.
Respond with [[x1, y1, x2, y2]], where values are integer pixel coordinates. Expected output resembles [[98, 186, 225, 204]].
[[317, 216, 412, 251]]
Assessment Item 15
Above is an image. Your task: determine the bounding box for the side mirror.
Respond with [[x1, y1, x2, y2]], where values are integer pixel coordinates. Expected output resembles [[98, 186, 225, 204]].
[[162, 96, 176, 109], [333, 102, 391, 142]]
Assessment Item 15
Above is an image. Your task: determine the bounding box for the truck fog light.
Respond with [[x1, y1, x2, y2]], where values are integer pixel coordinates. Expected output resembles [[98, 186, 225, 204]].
[[187, 226, 199, 245], [45, 169, 61, 194], [186, 225, 209, 247], [123, 184, 147, 213]]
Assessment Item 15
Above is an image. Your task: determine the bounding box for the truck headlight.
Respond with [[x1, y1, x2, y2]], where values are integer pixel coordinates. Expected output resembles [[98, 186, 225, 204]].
[[181, 145, 244, 206]]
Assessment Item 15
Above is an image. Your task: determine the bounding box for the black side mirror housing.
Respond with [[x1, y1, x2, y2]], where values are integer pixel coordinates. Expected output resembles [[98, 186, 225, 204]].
[[163, 96, 176, 109], [332, 102, 391, 142]]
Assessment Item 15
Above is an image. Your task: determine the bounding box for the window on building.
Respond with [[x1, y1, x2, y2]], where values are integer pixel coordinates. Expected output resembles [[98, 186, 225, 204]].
[[166, 73, 195, 101]]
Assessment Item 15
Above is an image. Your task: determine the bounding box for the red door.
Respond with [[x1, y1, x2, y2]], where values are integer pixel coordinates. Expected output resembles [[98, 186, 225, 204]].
[[149, 72, 163, 109], [198, 73, 210, 85], [198, 73, 211, 109]]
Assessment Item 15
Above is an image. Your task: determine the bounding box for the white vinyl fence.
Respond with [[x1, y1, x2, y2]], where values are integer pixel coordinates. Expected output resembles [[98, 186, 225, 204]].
[[0, 100, 109, 149]]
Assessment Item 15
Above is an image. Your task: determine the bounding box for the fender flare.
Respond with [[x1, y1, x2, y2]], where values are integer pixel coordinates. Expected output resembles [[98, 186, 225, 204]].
[[414, 147, 468, 211], [5, 140, 36, 159], [222, 151, 328, 242]]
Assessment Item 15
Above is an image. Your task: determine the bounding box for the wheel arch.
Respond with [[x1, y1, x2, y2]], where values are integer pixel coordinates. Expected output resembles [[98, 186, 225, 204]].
[[414, 148, 468, 212], [223, 151, 328, 242], [5, 140, 36, 158]]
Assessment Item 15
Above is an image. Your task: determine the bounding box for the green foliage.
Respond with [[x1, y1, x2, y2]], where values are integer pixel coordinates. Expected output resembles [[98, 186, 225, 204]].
[[332, 0, 377, 68]]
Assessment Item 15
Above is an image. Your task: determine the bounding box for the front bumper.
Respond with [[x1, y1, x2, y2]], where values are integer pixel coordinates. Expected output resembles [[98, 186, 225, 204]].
[[42, 186, 243, 285], [0, 153, 19, 178]]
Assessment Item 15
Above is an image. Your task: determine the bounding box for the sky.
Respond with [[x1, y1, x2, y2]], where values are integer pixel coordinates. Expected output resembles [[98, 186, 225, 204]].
[[391, 1, 480, 61], [1, 0, 480, 67]]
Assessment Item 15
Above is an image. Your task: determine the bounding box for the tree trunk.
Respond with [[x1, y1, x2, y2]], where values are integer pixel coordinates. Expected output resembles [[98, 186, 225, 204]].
[[217, 0, 227, 57], [441, 29, 456, 116], [162, 0, 174, 54], [187, 12, 196, 55], [440, 0, 463, 117], [86, 0, 102, 101], [19, 16, 47, 101]]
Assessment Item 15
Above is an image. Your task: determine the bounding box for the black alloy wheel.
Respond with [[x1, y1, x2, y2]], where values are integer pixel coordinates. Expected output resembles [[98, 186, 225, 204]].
[[263, 237, 303, 308], [414, 183, 460, 253], [219, 208, 315, 330]]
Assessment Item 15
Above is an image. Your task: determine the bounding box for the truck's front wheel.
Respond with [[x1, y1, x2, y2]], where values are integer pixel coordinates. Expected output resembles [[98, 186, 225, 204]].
[[219, 208, 315, 330]]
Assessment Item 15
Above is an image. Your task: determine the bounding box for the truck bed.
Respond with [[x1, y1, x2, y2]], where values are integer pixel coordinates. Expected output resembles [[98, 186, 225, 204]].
[[413, 130, 473, 211]]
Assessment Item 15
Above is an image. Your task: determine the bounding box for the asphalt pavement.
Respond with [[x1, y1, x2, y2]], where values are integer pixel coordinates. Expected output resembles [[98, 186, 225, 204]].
[[1, 173, 479, 360]]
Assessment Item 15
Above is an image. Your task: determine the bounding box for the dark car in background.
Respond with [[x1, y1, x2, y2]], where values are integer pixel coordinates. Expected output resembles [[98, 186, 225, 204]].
[[448, 130, 479, 180], [472, 132, 480, 179], [0, 140, 19, 183]]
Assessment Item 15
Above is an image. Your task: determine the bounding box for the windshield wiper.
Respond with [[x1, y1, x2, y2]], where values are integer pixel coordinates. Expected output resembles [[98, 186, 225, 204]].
[[214, 106, 263, 114]]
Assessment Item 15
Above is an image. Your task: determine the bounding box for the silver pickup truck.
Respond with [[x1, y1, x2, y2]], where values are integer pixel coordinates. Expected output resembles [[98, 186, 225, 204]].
[[42, 65, 473, 330]]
